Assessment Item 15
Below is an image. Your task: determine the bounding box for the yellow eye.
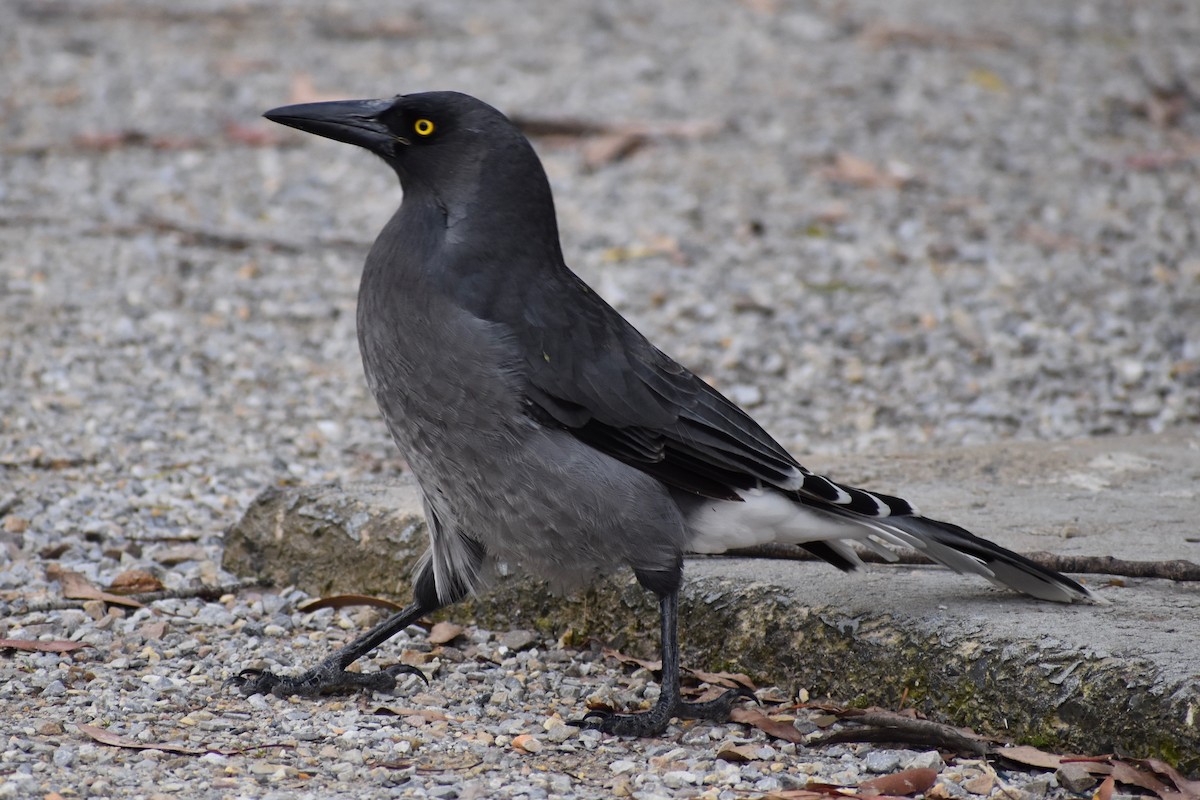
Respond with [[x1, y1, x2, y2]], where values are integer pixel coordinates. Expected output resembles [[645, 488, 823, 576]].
[[413, 118, 435, 136]]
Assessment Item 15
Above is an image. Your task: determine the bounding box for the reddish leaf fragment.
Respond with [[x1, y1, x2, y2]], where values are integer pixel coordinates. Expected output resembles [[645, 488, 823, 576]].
[[858, 768, 939, 797], [1094, 775, 1115, 800], [511, 734, 540, 753], [803, 781, 854, 796], [224, 122, 285, 148], [373, 707, 455, 723], [0, 638, 91, 654], [822, 153, 914, 189], [296, 594, 405, 613], [107, 569, 164, 595], [46, 565, 143, 608], [729, 706, 805, 743], [77, 723, 203, 755], [73, 130, 147, 151], [426, 621, 465, 646], [716, 743, 763, 762]]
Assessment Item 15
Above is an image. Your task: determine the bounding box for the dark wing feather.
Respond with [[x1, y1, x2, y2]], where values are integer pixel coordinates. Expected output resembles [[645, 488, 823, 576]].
[[465, 263, 912, 516], [509, 278, 813, 500]]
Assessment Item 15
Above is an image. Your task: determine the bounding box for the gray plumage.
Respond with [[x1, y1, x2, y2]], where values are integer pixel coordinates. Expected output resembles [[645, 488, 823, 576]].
[[233, 91, 1093, 736]]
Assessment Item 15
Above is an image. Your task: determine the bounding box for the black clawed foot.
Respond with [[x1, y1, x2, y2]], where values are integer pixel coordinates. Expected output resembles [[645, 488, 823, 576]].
[[570, 701, 675, 737], [677, 685, 758, 721], [227, 661, 427, 698], [569, 685, 755, 736]]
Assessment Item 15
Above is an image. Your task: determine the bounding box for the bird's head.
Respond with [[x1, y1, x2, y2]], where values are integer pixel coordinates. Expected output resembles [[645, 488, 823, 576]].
[[263, 91, 560, 249], [264, 91, 541, 200]]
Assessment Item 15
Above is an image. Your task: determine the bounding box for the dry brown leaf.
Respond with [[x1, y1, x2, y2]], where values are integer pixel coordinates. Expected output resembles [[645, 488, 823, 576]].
[[46, 565, 143, 609], [1060, 757, 1115, 774], [1112, 759, 1180, 799], [513, 115, 719, 142], [106, 569, 163, 595], [685, 684, 732, 703], [511, 734, 541, 753], [1130, 758, 1200, 800], [858, 768, 939, 797], [151, 544, 208, 565], [739, 0, 779, 13], [582, 132, 646, 169], [996, 745, 1066, 770], [0, 638, 91, 654], [764, 792, 829, 800], [427, 621, 465, 646], [288, 73, 347, 105], [315, 12, 422, 39], [823, 152, 906, 189], [717, 742, 763, 762], [1094, 775, 1115, 800], [1108, 762, 1166, 796], [729, 706, 805, 743], [296, 594, 405, 613], [601, 647, 661, 673], [686, 668, 756, 690], [77, 723, 203, 755], [858, 23, 1012, 50]]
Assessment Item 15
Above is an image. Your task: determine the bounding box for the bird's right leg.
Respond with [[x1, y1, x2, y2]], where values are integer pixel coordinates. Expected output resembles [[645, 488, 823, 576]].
[[229, 556, 454, 697]]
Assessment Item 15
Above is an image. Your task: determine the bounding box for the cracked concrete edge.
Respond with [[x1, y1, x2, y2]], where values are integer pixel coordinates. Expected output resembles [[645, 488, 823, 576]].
[[221, 479, 1199, 773]]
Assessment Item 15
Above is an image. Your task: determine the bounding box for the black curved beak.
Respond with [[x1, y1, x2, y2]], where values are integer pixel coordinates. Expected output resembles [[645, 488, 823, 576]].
[[263, 98, 400, 153]]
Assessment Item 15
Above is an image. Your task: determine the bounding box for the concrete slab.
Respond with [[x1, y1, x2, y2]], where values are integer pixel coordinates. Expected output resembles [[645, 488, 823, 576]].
[[223, 431, 1200, 771]]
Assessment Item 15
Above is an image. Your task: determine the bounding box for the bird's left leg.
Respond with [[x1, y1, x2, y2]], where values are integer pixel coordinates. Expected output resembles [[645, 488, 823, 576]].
[[229, 554, 454, 697], [574, 566, 753, 736]]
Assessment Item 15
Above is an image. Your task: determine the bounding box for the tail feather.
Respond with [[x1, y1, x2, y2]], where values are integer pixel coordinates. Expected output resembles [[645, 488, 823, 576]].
[[683, 477, 1097, 603], [871, 514, 1097, 604], [781, 469, 1098, 604]]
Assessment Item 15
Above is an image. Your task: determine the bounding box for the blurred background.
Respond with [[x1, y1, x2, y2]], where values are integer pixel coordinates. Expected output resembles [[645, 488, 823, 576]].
[[2, 0, 1198, 563]]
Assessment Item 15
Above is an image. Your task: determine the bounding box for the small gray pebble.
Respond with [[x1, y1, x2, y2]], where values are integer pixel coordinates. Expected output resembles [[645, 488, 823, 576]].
[[864, 749, 903, 773]]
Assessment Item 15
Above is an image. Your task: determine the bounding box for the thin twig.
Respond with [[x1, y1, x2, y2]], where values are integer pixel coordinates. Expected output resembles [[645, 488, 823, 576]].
[[812, 710, 993, 756], [8, 579, 271, 614], [1023, 553, 1200, 582]]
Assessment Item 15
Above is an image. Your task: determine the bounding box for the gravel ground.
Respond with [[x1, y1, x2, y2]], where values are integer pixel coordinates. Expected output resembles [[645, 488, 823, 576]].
[[2, 0, 1198, 797]]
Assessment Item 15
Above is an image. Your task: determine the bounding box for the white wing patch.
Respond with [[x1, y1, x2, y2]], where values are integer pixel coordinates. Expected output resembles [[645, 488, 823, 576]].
[[687, 490, 870, 554], [686, 491, 991, 575]]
